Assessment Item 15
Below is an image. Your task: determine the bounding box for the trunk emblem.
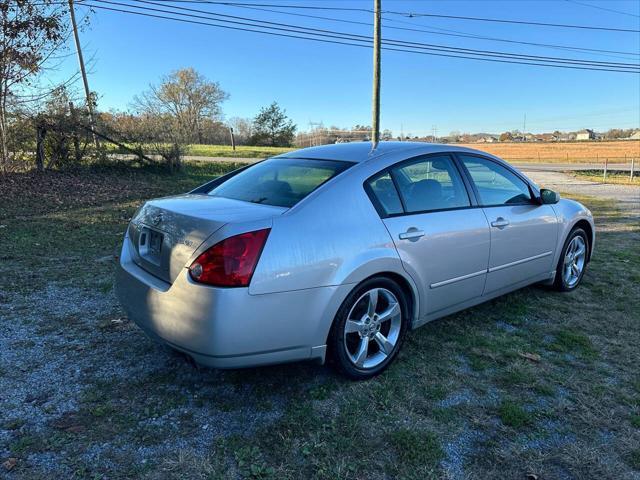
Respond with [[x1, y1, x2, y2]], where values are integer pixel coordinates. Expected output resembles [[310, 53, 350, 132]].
[[150, 213, 163, 226]]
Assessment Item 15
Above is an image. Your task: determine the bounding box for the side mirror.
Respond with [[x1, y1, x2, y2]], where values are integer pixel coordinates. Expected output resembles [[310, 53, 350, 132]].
[[540, 188, 560, 204]]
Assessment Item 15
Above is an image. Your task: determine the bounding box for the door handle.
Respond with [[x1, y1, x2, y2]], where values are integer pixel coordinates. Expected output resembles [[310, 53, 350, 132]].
[[491, 217, 510, 228], [399, 229, 425, 240]]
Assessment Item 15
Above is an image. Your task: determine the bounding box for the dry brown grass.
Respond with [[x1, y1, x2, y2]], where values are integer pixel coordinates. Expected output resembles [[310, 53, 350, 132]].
[[457, 140, 640, 163]]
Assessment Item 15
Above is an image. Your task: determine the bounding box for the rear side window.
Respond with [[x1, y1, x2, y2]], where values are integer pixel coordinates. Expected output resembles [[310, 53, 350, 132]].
[[392, 155, 470, 213], [459, 155, 532, 206], [208, 158, 352, 208], [367, 172, 403, 216]]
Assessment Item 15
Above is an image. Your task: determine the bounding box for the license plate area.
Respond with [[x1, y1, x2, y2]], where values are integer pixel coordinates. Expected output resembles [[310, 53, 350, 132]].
[[139, 227, 164, 265]]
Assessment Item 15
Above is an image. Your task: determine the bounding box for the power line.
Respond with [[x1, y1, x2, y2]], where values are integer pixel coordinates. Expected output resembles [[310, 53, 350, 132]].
[[387, 10, 640, 33], [81, 0, 640, 70], [382, 17, 640, 59], [564, 0, 640, 19], [76, 1, 640, 73], [42, 0, 640, 58], [11, 71, 83, 104], [206, 1, 640, 59], [138, 0, 640, 33]]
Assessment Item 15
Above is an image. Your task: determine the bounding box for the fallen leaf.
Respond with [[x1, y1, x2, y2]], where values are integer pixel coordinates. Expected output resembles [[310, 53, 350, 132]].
[[3, 458, 17, 471], [519, 352, 541, 362]]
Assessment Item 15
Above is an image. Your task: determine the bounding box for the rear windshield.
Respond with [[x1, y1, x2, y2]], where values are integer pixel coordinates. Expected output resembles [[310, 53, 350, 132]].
[[207, 158, 352, 208]]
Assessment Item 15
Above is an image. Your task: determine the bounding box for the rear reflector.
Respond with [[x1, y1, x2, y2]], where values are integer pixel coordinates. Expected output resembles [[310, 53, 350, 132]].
[[189, 228, 270, 287]]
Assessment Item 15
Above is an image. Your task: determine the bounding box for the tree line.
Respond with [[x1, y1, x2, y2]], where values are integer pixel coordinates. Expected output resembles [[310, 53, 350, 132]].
[[0, 2, 297, 173]]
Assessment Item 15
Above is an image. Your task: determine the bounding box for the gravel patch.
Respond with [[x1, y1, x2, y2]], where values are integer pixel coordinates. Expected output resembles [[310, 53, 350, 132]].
[[0, 283, 286, 476], [523, 170, 640, 215], [441, 427, 485, 480], [1, 286, 118, 435]]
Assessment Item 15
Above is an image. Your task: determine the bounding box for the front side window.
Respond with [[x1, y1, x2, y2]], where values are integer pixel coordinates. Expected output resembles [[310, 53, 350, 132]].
[[208, 158, 352, 208], [391, 155, 471, 213], [459, 155, 532, 206]]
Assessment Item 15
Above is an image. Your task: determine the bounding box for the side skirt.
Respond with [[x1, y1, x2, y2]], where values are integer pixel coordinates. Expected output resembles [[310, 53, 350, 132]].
[[412, 271, 554, 329]]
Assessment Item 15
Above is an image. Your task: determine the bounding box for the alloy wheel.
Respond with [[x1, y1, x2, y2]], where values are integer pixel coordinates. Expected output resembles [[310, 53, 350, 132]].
[[562, 235, 586, 288], [343, 288, 402, 369]]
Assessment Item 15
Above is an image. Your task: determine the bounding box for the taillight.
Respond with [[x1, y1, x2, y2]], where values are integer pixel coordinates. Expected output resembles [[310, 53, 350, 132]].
[[189, 228, 270, 287]]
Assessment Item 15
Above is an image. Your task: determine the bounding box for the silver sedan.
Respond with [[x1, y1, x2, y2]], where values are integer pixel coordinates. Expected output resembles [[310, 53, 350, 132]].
[[116, 142, 595, 379]]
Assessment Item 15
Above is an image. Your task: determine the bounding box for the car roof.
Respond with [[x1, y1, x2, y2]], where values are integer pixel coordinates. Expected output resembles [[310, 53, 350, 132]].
[[274, 141, 495, 163]]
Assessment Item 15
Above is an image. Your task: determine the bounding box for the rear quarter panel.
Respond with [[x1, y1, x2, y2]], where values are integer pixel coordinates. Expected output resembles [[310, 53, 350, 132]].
[[249, 168, 405, 295]]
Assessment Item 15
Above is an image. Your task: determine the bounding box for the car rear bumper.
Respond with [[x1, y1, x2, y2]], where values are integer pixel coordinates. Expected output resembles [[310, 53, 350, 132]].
[[115, 235, 350, 368]]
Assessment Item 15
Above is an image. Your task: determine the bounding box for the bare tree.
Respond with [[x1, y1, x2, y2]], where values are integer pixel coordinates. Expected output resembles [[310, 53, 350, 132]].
[[0, 0, 68, 172], [227, 116, 253, 145], [133, 67, 229, 144]]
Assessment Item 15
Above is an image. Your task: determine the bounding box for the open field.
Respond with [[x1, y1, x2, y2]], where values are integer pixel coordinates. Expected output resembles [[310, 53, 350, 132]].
[[1, 163, 639, 479], [107, 144, 293, 159], [186, 144, 293, 158], [570, 169, 640, 186], [109, 140, 640, 163], [457, 140, 640, 163], [188, 140, 640, 163]]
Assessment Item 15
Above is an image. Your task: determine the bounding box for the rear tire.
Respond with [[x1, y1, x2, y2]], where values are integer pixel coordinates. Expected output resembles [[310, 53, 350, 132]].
[[328, 277, 409, 380], [553, 227, 589, 292]]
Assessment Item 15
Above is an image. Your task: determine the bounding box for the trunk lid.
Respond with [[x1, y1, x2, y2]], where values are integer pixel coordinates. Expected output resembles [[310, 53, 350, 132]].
[[127, 194, 286, 284]]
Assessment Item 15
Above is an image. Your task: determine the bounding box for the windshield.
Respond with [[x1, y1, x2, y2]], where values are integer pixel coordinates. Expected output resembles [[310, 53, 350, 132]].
[[207, 158, 353, 208]]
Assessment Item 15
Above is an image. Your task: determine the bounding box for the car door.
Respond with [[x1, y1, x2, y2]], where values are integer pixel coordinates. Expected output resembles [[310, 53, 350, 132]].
[[457, 154, 558, 295], [367, 154, 491, 318]]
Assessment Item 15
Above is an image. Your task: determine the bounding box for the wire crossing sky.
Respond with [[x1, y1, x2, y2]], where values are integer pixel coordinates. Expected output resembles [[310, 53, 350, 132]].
[[54, 0, 640, 135]]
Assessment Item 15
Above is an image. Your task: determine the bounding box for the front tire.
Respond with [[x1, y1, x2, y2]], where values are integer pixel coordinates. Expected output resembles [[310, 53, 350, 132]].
[[553, 227, 589, 292], [328, 277, 409, 380]]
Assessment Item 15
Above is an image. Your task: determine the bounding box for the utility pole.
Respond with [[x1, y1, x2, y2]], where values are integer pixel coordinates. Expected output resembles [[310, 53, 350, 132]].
[[68, 0, 98, 148], [371, 0, 381, 147], [228, 126, 236, 151]]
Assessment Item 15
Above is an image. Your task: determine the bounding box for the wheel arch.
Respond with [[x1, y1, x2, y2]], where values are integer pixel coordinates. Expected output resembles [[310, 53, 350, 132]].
[[573, 219, 594, 262], [373, 271, 418, 327], [322, 269, 420, 347]]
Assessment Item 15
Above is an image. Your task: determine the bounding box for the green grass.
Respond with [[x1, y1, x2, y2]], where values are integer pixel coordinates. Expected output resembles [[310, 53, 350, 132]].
[[549, 328, 597, 359], [571, 169, 640, 185], [186, 144, 293, 158], [497, 400, 533, 428], [628, 449, 640, 469], [106, 142, 293, 158], [1, 164, 639, 478], [389, 428, 443, 476]]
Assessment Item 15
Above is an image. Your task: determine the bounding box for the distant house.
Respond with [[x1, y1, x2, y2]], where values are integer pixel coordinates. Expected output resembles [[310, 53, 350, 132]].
[[629, 130, 640, 140], [477, 135, 498, 143], [536, 133, 557, 142], [558, 132, 576, 141], [576, 129, 596, 141]]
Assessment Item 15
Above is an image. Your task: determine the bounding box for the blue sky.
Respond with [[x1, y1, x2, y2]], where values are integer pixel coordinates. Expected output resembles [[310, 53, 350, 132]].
[[52, 0, 640, 135]]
